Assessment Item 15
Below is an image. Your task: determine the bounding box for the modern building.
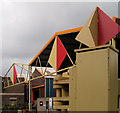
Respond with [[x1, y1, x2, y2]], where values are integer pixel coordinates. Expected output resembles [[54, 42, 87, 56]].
[[2, 66, 56, 111], [1, 7, 120, 112], [31, 67, 56, 109], [28, 13, 120, 111], [28, 26, 84, 111]]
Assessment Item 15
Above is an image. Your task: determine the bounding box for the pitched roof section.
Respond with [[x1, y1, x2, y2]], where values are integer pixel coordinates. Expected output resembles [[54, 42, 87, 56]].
[[28, 27, 82, 66], [32, 67, 43, 78]]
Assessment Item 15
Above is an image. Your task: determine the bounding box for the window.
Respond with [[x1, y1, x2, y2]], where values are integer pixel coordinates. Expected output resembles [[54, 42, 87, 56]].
[[9, 97, 17, 102]]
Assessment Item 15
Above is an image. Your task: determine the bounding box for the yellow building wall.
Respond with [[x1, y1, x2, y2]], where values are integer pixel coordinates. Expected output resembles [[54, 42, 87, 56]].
[[118, 79, 120, 95], [69, 45, 118, 111]]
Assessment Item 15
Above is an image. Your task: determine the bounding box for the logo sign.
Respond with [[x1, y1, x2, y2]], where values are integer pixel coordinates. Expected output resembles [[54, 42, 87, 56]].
[[49, 98, 52, 108]]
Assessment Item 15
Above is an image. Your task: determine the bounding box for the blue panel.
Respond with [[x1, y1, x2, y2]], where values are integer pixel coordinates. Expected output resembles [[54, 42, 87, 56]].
[[46, 78, 49, 97], [46, 78, 56, 97], [50, 78, 56, 97]]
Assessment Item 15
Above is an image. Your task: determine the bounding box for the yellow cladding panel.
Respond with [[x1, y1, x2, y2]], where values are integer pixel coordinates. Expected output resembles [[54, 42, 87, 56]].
[[69, 67, 77, 111], [119, 97, 120, 111], [108, 48, 118, 111], [89, 8, 98, 45], [69, 46, 118, 111], [118, 79, 120, 95], [76, 49, 108, 111], [76, 8, 97, 47], [48, 38, 57, 71], [11, 67, 13, 84]]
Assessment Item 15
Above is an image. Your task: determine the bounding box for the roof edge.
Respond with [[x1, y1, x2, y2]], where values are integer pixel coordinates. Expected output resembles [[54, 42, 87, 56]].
[[113, 17, 120, 22], [28, 27, 82, 66]]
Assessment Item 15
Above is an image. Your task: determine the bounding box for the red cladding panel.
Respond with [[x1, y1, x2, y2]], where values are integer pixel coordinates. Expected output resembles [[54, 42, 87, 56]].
[[97, 7, 120, 45], [13, 64, 17, 84], [57, 36, 67, 71]]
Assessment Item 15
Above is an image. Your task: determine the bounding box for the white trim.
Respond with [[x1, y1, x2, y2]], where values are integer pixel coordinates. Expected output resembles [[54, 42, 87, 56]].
[[0, 93, 24, 95], [45, 76, 56, 78]]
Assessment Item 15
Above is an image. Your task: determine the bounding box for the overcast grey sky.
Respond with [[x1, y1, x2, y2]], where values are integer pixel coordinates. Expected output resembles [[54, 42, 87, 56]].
[[1, 0, 119, 76]]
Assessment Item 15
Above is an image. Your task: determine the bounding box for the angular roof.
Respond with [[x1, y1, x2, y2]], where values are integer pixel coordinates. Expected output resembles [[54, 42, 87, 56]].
[[29, 27, 83, 70]]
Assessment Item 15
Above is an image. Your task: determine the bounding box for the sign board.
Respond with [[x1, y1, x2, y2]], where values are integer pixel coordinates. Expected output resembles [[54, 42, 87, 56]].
[[9, 97, 17, 102], [49, 98, 52, 109]]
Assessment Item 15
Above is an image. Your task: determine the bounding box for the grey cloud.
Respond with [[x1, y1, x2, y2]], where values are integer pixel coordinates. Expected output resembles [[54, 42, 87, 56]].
[[2, 2, 118, 75]]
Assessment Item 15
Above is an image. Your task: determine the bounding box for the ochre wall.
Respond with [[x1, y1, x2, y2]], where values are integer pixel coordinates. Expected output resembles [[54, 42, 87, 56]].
[[69, 46, 118, 111]]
